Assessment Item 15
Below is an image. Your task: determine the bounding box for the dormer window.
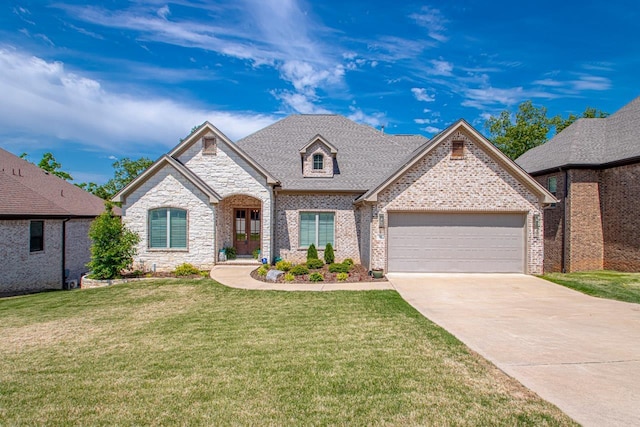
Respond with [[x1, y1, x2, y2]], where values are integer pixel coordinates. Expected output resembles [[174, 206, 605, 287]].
[[313, 154, 324, 170]]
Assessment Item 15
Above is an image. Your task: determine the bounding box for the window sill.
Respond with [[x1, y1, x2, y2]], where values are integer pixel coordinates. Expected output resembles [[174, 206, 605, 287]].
[[148, 248, 189, 252]]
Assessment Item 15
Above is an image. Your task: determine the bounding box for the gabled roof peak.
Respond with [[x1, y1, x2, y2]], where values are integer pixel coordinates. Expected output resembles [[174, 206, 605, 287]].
[[299, 134, 338, 155]]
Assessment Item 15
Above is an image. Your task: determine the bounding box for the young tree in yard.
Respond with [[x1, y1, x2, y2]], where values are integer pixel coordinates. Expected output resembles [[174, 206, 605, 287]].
[[87, 202, 140, 279], [324, 243, 335, 264]]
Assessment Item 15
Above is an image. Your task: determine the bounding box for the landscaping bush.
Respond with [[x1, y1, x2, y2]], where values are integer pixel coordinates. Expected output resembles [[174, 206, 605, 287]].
[[306, 258, 324, 269], [307, 244, 318, 261], [324, 243, 335, 264], [252, 248, 260, 260], [337, 272, 348, 282], [87, 202, 140, 279], [290, 264, 309, 276], [309, 272, 324, 282], [343, 258, 354, 266], [283, 273, 295, 282], [328, 262, 350, 273], [257, 265, 269, 276], [224, 246, 237, 260], [275, 260, 292, 271], [174, 263, 200, 276]]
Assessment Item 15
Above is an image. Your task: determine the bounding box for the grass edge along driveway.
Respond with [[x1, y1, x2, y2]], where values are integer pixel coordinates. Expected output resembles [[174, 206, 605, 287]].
[[542, 270, 640, 304], [0, 279, 575, 426]]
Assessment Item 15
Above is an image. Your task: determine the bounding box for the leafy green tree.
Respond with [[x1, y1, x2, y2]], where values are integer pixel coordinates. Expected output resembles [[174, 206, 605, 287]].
[[25, 152, 74, 181], [552, 107, 609, 134], [87, 202, 140, 279], [485, 101, 552, 160], [79, 157, 153, 200]]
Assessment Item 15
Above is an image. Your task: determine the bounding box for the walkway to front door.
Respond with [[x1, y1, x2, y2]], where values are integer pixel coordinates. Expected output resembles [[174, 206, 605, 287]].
[[234, 208, 260, 256]]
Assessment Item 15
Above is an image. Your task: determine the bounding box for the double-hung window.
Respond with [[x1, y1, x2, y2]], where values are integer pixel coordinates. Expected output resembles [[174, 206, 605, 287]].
[[299, 212, 334, 247], [30, 221, 44, 252], [149, 208, 187, 249], [313, 154, 324, 170]]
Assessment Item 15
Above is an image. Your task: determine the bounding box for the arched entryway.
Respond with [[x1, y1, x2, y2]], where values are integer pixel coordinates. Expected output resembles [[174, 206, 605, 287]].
[[217, 194, 262, 257]]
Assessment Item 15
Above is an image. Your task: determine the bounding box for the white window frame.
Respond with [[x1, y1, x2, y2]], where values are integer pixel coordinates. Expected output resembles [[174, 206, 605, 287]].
[[312, 153, 324, 170]]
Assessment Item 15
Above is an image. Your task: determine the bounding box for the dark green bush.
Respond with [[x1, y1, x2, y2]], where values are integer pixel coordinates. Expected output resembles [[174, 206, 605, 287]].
[[309, 272, 324, 282], [224, 246, 237, 260], [306, 258, 324, 269], [328, 263, 350, 273], [324, 243, 335, 264], [307, 244, 318, 261], [290, 264, 309, 276]]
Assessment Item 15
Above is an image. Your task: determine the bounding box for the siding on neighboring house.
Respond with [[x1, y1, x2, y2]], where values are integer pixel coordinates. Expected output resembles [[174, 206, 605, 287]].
[[533, 172, 567, 273], [65, 218, 94, 282], [0, 219, 63, 293], [372, 129, 544, 274]]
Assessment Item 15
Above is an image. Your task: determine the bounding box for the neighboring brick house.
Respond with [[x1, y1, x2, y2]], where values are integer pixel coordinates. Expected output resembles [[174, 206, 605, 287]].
[[516, 95, 640, 273], [115, 116, 555, 274], [0, 148, 110, 295]]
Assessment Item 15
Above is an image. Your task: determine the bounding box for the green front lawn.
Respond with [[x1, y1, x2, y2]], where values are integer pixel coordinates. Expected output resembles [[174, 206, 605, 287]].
[[0, 280, 574, 425], [542, 270, 640, 304]]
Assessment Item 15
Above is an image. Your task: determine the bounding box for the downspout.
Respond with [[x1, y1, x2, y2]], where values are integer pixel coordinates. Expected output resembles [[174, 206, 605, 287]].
[[271, 185, 278, 264], [61, 218, 70, 289], [561, 169, 568, 273]]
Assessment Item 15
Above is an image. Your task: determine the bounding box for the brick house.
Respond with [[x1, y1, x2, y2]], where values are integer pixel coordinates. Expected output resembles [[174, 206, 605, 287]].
[[516, 96, 640, 272], [0, 148, 109, 295], [115, 116, 555, 274]]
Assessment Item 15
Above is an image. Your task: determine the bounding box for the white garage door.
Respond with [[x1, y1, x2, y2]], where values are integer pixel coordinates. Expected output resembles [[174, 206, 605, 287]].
[[387, 212, 526, 273]]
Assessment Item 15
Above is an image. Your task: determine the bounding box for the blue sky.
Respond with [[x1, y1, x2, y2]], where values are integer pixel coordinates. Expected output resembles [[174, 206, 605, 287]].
[[1, 1, 638, 184]]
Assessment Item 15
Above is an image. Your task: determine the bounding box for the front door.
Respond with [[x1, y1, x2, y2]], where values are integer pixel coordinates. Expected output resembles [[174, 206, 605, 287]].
[[234, 208, 261, 256]]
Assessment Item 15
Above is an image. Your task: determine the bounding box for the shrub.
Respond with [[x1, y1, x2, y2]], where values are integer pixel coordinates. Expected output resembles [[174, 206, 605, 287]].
[[174, 263, 200, 276], [87, 202, 140, 279], [224, 246, 237, 260], [324, 243, 335, 264], [336, 272, 348, 282], [290, 264, 309, 276], [252, 248, 261, 260], [309, 272, 324, 282], [328, 262, 350, 273], [306, 258, 324, 269], [307, 244, 318, 261], [343, 258, 354, 266], [283, 273, 295, 282], [275, 260, 292, 271], [257, 265, 269, 276]]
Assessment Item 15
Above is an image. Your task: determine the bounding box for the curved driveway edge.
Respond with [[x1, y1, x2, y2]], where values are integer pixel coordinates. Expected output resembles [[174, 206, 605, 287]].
[[210, 265, 393, 291], [388, 273, 640, 427]]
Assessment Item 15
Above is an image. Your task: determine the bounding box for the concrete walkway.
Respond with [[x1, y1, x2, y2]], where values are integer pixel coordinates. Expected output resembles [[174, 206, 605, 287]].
[[388, 273, 640, 427], [210, 265, 393, 291]]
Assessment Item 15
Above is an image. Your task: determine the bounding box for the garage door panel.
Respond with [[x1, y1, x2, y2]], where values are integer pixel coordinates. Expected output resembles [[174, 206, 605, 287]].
[[388, 213, 525, 273]]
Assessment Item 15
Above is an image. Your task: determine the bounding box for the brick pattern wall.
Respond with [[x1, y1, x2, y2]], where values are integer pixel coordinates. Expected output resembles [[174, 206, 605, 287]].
[[358, 204, 372, 269], [65, 218, 93, 282], [601, 162, 640, 271], [302, 140, 334, 178], [0, 219, 62, 293], [373, 130, 544, 274], [534, 173, 566, 272], [275, 192, 361, 264], [566, 169, 604, 272]]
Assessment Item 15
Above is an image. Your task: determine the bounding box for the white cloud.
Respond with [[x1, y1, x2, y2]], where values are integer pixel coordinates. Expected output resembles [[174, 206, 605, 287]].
[[422, 126, 441, 134], [414, 118, 437, 125], [273, 91, 331, 114], [429, 59, 453, 76], [157, 5, 170, 19], [571, 75, 611, 91], [409, 6, 448, 42], [347, 106, 386, 128], [533, 78, 564, 87], [411, 87, 435, 102], [0, 48, 277, 152]]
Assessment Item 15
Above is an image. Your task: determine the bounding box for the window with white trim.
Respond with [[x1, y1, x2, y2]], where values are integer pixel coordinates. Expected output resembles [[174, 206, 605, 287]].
[[148, 208, 187, 249], [313, 154, 324, 170], [299, 212, 334, 247]]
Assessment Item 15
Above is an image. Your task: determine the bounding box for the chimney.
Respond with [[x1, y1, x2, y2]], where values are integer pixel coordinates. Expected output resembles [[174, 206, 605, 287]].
[[381, 125, 385, 134]]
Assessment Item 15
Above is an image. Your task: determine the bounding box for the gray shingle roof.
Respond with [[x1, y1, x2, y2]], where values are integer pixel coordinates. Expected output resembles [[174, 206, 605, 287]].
[[0, 147, 110, 217], [236, 115, 428, 191], [516, 96, 640, 174]]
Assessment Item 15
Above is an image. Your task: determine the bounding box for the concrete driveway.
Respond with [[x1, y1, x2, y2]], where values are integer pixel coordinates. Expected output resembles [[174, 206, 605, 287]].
[[388, 273, 640, 427]]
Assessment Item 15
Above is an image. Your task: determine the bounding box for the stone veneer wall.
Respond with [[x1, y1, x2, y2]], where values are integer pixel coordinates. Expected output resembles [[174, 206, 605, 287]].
[[275, 192, 361, 264], [601, 163, 640, 271], [65, 218, 93, 282], [178, 132, 273, 261], [372, 129, 544, 274], [534, 172, 566, 273], [0, 219, 63, 293], [122, 165, 216, 272]]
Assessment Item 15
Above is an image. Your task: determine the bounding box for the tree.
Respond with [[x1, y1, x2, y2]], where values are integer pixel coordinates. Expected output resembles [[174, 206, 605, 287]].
[[307, 243, 318, 261], [21, 152, 74, 181], [485, 101, 552, 160], [87, 202, 140, 279], [324, 242, 335, 264], [79, 157, 153, 200], [485, 101, 609, 160]]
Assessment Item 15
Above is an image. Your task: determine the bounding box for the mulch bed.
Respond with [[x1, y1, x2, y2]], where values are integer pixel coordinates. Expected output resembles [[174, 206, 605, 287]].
[[250, 264, 387, 284]]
